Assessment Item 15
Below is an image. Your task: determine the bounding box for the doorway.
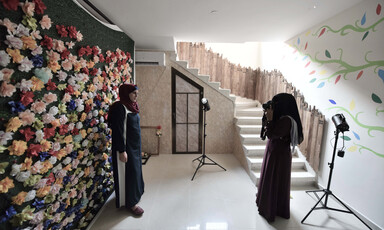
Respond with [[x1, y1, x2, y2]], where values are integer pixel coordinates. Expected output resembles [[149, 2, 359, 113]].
[[172, 68, 203, 154]]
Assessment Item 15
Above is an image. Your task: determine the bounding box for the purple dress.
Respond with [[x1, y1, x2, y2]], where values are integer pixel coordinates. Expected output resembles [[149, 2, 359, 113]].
[[256, 116, 292, 221]]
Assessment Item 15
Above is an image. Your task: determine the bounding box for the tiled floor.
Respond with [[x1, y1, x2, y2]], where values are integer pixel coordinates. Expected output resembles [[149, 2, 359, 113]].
[[89, 154, 373, 230]]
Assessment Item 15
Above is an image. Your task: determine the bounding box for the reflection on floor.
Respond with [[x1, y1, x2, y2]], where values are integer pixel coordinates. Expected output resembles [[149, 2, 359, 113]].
[[89, 154, 373, 230]]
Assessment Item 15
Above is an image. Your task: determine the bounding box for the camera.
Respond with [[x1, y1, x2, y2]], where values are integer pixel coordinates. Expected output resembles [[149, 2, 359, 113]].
[[262, 100, 273, 110], [260, 100, 273, 140]]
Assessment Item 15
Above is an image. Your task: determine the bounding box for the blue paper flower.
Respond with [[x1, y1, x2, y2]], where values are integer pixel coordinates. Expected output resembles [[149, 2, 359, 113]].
[[31, 55, 44, 68], [39, 152, 49, 161], [67, 100, 77, 111], [8, 101, 26, 113], [33, 199, 45, 210]]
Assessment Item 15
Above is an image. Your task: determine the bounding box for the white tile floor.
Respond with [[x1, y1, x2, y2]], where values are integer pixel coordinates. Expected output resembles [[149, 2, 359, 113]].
[[89, 154, 374, 230]]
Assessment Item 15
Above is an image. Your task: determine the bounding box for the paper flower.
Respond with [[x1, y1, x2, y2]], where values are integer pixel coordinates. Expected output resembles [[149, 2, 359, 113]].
[[0, 177, 15, 194], [0, 81, 16, 97], [18, 109, 36, 125], [31, 54, 43, 67], [16, 79, 33, 91], [43, 92, 57, 104], [33, 0, 46, 15], [8, 140, 28, 156], [15, 171, 31, 182], [8, 101, 26, 114], [56, 25, 68, 37], [34, 67, 52, 84], [0, 50, 11, 67], [27, 143, 42, 157], [22, 15, 37, 31], [6, 48, 24, 63], [14, 23, 29, 37], [6, 117, 23, 132], [5, 35, 23, 49], [21, 36, 37, 50], [19, 127, 35, 142], [18, 57, 34, 72], [0, 131, 13, 145], [40, 35, 53, 50], [20, 91, 34, 106], [31, 100, 47, 114], [39, 15, 52, 29], [31, 45, 43, 55], [0, 0, 19, 11]]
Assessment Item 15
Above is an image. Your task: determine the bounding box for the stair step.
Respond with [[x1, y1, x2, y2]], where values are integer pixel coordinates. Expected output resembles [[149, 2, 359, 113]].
[[248, 156, 306, 170], [240, 134, 265, 145], [252, 171, 316, 187], [235, 116, 263, 125], [237, 125, 262, 134], [243, 145, 265, 156], [176, 60, 188, 68], [236, 107, 264, 117], [209, 82, 220, 89], [198, 75, 210, 82], [235, 101, 258, 109]]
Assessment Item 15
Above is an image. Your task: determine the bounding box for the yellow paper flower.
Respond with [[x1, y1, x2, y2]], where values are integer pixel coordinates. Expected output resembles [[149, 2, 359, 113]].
[[40, 161, 53, 174], [48, 60, 61, 73], [56, 149, 67, 160], [80, 113, 87, 122], [84, 167, 90, 177], [73, 62, 82, 72], [21, 157, 33, 171], [50, 119, 61, 128], [63, 164, 72, 172], [0, 177, 15, 193], [40, 140, 52, 152], [6, 117, 23, 132], [8, 140, 28, 156], [36, 186, 51, 198], [87, 60, 95, 68], [80, 129, 87, 138], [21, 36, 37, 50], [6, 48, 24, 63], [85, 98, 93, 105], [30, 76, 44, 91], [64, 135, 72, 144], [12, 191, 28, 205], [77, 150, 84, 160]]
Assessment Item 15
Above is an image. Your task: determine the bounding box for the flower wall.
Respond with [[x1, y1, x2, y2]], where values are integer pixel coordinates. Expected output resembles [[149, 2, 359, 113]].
[[0, 0, 134, 229]]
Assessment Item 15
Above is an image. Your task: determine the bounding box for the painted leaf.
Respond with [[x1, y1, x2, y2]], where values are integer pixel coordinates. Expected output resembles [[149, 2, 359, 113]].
[[297, 37, 300, 45], [309, 78, 317, 83], [335, 75, 341, 84], [309, 70, 316, 75], [341, 135, 351, 141], [372, 93, 382, 104], [305, 61, 311, 67], [329, 99, 336, 104], [302, 56, 308, 61], [348, 146, 358, 152], [350, 100, 355, 111], [353, 131, 360, 140], [356, 70, 363, 80], [325, 50, 331, 58], [305, 42, 308, 50], [318, 27, 326, 38], [317, 82, 325, 88], [362, 31, 369, 41], [378, 69, 384, 84], [377, 3, 382, 15], [361, 13, 366, 25]]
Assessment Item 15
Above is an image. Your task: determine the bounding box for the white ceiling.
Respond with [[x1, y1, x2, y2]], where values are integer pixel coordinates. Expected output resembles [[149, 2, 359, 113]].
[[89, 0, 363, 51]]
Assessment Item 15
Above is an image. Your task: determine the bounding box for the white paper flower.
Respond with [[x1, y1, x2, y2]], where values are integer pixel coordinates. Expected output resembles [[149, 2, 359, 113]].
[[62, 157, 72, 165], [16, 79, 33, 91], [59, 115, 68, 124], [35, 130, 44, 143], [31, 46, 43, 56], [49, 156, 57, 165], [18, 57, 34, 72], [82, 140, 89, 147], [49, 106, 59, 115], [0, 50, 11, 67], [42, 113, 55, 124], [14, 24, 29, 37], [5, 35, 23, 49], [25, 190, 36, 202], [31, 210, 45, 225], [68, 123, 75, 131], [16, 171, 31, 182], [50, 184, 61, 195], [76, 122, 83, 130], [52, 142, 61, 151], [34, 178, 49, 189], [52, 163, 62, 174], [10, 164, 22, 177], [0, 131, 13, 145]]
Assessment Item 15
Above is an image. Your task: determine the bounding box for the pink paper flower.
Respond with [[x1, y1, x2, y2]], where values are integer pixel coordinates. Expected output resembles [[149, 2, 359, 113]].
[[61, 59, 73, 71], [18, 109, 36, 125], [39, 15, 52, 29], [31, 100, 46, 114], [46, 50, 60, 62], [0, 18, 17, 33], [0, 81, 16, 97], [5, 35, 23, 49], [57, 70, 67, 81], [20, 0, 35, 16], [76, 31, 83, 42], [31, 46, 43, 56], [53, 39, 65, 52], [17, 79, 33, 91], [65, 41, 75, 49], [43, 92, 57, 104], [31, 30, 42, 40]]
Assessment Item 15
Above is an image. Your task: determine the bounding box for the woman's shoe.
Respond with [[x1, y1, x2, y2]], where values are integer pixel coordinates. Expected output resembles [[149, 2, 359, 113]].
[[131, 206, 144, 216]]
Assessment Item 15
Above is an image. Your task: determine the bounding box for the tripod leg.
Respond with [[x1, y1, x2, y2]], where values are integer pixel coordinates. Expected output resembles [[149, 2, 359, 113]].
[[301, 192, 327, 223], [191, 157, 204, 181], [192, 155, 203, 162], [205, 155, 226, 171], [329, 194, 372, 230]]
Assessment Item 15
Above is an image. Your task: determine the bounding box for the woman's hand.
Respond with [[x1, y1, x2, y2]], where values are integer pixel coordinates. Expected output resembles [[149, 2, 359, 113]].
[[266, 108, 273, 121], [119, 152, 128, 163]]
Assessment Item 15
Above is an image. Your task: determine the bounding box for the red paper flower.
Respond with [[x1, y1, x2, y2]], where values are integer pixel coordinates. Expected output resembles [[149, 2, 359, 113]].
[[105, 56, 111, 64], [67, 26, 78, 39], [81, 67, 89, 75], [90, 119, 96, 127], [27, 144, 42, 157], [61, 49, 70, 60], [92, 46, 100, 55], [56, 25, 68, 37], [99, 54, 105, 63], [157, 125, 162, 130], [78, 47, 86, 57], [101, 71, 107, 78], [65, 85, 74, 95], [44, 127, 56, 139], [126, 52, 131, 59], [110, 52, 116, 59], [1, 0, 19, 11], [46, 172, 55, 185], [20, 91, 35, 106], [41, 35, 53, 50], [71, 128, 79, 135], [85, 46, 92, 56], [19, 127, 35, 142], [84, 104, 92, 113], [58, 124, 68, 136], [46, 79, 57, 91], [90, 68, 98, 76], [33, 0, 46, 14]]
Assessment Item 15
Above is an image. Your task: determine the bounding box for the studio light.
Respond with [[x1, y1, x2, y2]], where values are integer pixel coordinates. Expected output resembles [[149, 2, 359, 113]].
[[201, 98, 210, 111], [332, 113, 349, 132]]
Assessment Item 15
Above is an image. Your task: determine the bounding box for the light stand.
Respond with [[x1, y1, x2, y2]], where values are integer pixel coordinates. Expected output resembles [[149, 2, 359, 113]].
[[191, 98, 226, 181], [301, 114, 372, 230]]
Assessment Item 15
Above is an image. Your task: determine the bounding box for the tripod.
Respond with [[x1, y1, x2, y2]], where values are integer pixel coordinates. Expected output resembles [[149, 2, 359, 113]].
[[191, 106, 226, 181], [301, 128, 372, 230]]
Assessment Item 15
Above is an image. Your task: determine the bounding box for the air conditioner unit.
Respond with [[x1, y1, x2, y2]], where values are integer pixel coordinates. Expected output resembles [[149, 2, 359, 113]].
[[135, 51, 165, 66]]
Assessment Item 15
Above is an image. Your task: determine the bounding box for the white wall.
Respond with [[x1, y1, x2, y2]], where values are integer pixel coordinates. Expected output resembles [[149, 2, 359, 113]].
[[262, 0, 384, 228]]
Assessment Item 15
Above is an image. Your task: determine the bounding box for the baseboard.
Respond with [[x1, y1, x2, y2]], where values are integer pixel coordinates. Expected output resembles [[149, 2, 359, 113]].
[[315, 183, 382, 230]]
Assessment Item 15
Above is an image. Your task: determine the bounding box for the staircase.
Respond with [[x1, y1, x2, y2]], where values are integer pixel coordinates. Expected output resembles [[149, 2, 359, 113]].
[[234, 96, 317, 189]]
